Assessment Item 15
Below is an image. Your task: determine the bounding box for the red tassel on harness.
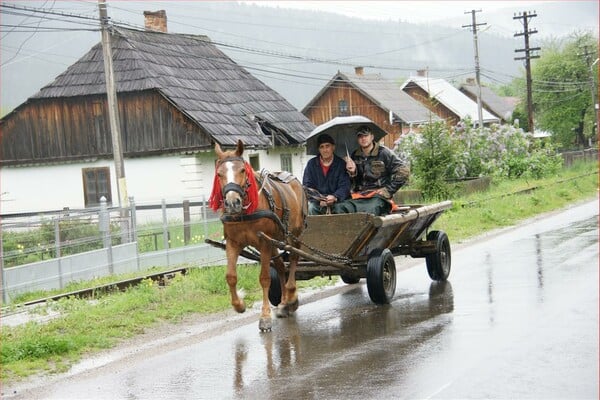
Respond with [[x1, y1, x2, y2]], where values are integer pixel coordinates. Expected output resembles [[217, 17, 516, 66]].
[[243, 162, 259, 214], [208, 173, 223, 212], [208, 162, 259, 214]]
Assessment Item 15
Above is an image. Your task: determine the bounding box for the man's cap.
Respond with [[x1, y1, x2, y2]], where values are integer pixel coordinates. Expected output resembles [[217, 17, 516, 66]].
[[317, 133, 335, 146], [356, 125, 372, 136]]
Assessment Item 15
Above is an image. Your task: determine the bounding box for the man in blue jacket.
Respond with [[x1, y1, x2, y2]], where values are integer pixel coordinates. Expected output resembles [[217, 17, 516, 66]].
[[303, 134, 351, 215]]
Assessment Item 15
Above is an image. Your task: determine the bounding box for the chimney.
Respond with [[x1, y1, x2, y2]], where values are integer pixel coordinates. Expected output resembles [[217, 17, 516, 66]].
[[354, 66, 364, 76], [144, 10, 167, 33], [416, 69, 427, 77]]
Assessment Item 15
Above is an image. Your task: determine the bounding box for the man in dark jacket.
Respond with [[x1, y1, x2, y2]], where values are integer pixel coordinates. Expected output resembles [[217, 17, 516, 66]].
[[338, 125, 409, 216], [303, 134, 351, 214]]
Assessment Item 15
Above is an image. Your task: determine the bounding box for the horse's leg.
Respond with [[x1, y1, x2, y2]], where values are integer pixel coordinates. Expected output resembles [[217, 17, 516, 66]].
[[277, 248, 299, 317], [273, 252, 291, 318], [258, 244, 273, 331], [226, 242, 245, 313], [284, 252, 299, 313]]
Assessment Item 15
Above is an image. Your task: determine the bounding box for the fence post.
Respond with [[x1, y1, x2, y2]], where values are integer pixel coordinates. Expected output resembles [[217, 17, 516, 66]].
[[129, 196, 137, 244], [54, 217, 64, 289], [183, 200, 191, 245], [129, 196, 140, 271], [0, 221, 8, 304], [162, 199, 170, 266], [202, 194, 208, 241], [99, 197, 114, 275]]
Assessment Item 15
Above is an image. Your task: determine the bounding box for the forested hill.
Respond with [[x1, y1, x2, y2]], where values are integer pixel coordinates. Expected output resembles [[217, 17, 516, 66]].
[[1, 1, 597, 113]]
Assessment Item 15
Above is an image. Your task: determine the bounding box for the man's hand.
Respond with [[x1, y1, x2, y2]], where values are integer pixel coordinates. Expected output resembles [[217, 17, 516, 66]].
[[319, 195, 337, 207], [344, 156, 356, 176], [376, 188, 391, 199]]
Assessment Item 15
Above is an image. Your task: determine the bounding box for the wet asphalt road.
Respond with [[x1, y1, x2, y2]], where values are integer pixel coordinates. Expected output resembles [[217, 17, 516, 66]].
[[6, 199, 599, 400]]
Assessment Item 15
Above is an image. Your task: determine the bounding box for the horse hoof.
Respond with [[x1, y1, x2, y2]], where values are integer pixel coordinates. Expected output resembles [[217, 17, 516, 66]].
[[234, 302, 246, 314], [288, 298, 299, 313], [275, 304, 289, 318], [259, 318, 272, 332]]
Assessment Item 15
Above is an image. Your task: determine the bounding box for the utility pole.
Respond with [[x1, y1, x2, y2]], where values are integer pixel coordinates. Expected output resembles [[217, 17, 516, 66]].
[[98, 0, 128, 209], [463, 9, 486, 129], [98, 0, 130, 242], [580, 45, 599, 144], [514, 11, 540, 133]]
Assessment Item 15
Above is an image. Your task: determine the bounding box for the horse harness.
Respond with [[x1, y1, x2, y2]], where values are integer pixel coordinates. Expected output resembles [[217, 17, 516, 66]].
[[219, 158, 305, 239]]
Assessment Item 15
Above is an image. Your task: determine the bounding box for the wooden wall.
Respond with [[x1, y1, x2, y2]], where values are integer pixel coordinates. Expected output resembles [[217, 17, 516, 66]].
[[0, 91, 212, 165], [303, 81, 402, 149]]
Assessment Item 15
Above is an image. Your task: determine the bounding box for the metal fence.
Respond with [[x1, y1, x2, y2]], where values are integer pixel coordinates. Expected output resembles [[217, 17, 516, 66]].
[[0, 196, 230, 304]]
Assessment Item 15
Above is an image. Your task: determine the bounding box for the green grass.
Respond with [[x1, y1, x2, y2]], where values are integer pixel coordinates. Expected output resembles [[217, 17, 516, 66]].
[[433, 160, 598, 242], [1, 160, 597, 383]]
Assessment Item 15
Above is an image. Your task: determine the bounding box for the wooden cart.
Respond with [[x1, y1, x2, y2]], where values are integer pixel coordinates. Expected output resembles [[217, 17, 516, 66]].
[[208, 201, 452, 305]]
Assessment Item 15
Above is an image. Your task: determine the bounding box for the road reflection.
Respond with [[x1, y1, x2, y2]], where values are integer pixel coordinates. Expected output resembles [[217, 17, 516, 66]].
[[232, 280, 454, 398]]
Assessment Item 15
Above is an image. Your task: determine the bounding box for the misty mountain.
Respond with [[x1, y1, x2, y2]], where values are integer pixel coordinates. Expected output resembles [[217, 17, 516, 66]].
[[1, 1, 597, 114]]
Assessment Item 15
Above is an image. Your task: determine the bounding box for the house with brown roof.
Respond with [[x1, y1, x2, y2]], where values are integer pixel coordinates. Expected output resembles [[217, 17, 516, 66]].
[[0, 11, 314, 214], [302, 67, 439, 149], [459, 78, 517, 123], [401, 74, 500, 127]]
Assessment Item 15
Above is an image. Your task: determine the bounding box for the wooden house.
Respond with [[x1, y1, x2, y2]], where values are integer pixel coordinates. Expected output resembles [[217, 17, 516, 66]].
[[302, 67, 439, 149], [459, 78, 517, 123], [0, 11, 314, 214], [401, 73, 500, 127]]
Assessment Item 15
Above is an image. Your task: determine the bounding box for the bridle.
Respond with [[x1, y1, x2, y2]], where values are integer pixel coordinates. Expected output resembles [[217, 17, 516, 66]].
[[218, 156, 249, 202]]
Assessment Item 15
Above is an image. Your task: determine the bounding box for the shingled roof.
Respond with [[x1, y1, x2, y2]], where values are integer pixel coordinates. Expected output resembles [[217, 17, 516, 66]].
[[31, 27, 314, 147], [459, 80, 516, 122], [302, 70, 439, 124], [401, 76, 500, 124]]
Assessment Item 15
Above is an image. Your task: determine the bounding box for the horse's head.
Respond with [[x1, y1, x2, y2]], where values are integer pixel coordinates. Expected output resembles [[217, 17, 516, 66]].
[[212, 140, 258, 215]]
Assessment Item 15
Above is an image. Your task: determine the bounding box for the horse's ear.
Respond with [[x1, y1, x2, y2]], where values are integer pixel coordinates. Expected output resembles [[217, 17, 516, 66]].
[[235, 140, 244, 157], [215, 142, 223, 158]]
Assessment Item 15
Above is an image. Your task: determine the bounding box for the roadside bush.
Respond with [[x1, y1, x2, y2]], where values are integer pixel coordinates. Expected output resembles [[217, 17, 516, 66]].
[[397, 121, 457, 200], [396, 119, 565, 199]]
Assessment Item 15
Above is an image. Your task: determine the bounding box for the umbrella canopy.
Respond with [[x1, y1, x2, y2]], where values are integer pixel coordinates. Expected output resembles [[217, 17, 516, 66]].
[[305, 116, 388, 158]]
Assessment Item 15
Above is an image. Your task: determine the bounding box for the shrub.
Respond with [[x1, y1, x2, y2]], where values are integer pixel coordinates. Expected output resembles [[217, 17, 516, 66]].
[[396, 119, 565, 200]]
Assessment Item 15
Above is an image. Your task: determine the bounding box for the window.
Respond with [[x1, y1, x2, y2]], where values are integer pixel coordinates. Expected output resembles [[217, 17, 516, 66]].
[[82, 167, 112, 207], [338, 99, 349, 116], [280, 153, 292, 174], [249, 154, 260, 171]]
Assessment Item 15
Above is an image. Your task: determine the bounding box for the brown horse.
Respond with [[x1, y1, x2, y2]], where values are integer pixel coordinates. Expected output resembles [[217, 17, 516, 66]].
[[210, 140, 307, 331]]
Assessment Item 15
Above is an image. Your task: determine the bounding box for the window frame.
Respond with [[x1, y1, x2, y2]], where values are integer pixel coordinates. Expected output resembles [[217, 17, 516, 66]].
[[280, 153, 292, 174], [82, 167, 112, 207]]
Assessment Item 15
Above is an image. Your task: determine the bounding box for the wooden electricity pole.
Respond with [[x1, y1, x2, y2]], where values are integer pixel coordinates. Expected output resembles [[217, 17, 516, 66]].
[[463, 9, 486, 129], [98, 0, 130, 242], [514, 11, 540, 133], [98, 0, 128, 209], [580, 45, 599, 143]]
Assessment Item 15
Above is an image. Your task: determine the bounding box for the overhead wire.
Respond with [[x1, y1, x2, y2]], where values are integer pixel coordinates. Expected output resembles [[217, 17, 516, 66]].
[[1, 1, 555, 106]]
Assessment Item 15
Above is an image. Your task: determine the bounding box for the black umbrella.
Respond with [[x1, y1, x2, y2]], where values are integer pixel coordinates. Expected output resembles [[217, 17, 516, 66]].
[[305, 116, 388, 158]]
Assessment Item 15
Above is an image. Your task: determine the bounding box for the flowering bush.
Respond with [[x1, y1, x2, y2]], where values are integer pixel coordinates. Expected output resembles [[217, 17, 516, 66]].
[[395, 119, 564, 199]]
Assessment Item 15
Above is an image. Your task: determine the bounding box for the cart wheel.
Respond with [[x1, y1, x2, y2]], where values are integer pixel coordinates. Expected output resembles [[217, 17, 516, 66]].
[[366, 248, 396, 304], [425, 230, 451, 281], [340, 272, 360, 284], [268, 267, 282, 307]]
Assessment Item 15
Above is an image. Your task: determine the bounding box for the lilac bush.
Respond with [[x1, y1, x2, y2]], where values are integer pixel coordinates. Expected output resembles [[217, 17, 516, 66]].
[[395, 118, 564, 192]]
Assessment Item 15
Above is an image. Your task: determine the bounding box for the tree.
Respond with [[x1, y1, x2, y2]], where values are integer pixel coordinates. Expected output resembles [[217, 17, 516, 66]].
[[531, 32, 598, 149]]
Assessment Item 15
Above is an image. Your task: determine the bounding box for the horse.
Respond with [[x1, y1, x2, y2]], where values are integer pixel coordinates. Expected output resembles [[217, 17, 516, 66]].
[[209, 139, 307, 331]]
